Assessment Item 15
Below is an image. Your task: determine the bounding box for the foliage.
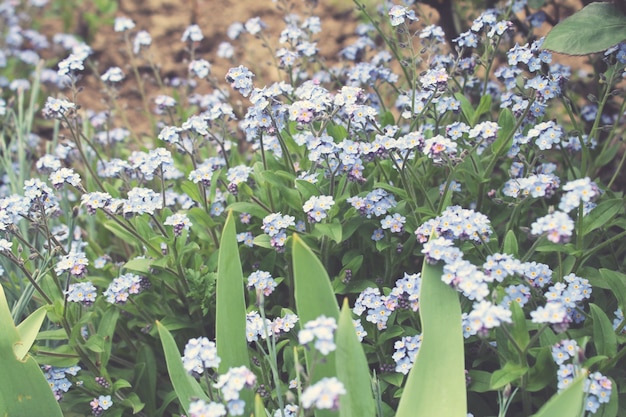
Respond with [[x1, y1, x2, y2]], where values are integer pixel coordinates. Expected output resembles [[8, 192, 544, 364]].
[[1, 0, 626, 416]]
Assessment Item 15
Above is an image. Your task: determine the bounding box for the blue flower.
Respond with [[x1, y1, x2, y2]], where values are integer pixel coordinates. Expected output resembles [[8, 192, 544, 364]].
[[388, 5, 418, 27], [301, 377, 346, 410]]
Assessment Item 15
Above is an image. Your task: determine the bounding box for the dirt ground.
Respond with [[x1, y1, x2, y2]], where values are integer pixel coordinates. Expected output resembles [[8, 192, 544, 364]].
[[50, 0, 368, 139], [41, 0, 591, 142]]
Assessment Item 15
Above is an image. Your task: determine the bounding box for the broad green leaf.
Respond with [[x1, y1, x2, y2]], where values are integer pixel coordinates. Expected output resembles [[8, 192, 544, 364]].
[[490, 108, 515, 155], [601, 269, 626, 314], [135, 345, 158, 416], [156, 321, 209, 413], [532, 372, 586, 417], [216, 211, 251, 373], [528, 0, 546, 9], [295, 179, 320, 202], [292, 233, 339, 381], [254, 394, 265, 417], [15, 306, 47, 360], [582, 198, 624, 234], [526, 348, 556, 392], [97, 308, 119, 369], [502, 230, 519, 257], [313, 221, 343, 244], [120, 392, 145, 414], [0, 285, 63, 417], [227, 201, 270, 219], [396, 262, 466, 417], [123, 257, 154, 274], [509, 301, 530, 351], [542, 3, 626, 55], [454, 92, 475, 125], [468, 370, 493, 393], [590, 303, 617, 358], [336, 298, 375, 417], [292, 234, 340, 417], [490, 362, 528, 390], [472, 94, 492, 125]]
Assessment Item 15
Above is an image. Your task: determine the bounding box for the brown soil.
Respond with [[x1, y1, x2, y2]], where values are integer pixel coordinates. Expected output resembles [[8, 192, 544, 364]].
[[52, 0, 365, 140]]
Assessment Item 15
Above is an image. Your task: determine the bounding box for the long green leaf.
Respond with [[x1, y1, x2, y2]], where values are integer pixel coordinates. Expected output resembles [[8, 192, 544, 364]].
[[336, 298, 375, 417], [292, 234, 340, 417], [396, 262, 466, 417], [532, 373, 586, 416], [292, 234, 340, 378], [590, 303, 617, 358], [216, 211, 251, 373], [542, 3, 626, 55], [156, 320, 209, 413], [0, 285, 63, 417], [15, 306, 47, 360]]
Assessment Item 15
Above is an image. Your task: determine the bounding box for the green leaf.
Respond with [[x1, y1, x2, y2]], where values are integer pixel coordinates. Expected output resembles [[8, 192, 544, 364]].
[[134, 345, 158, 416], [97, 308, 119, 368], [0, 285, 64, 417], [490, 362, 528, 390], [509, 301, 530, 351], [254, 394, 266, 417], [225, 202, 270, 220], [472, 94, 492, 125], [396, 262, 466, 417], [468, 370, 493, 393], [156, 321, 209, 414], [455, 92, 475, 125], [542, 3, 626, 55], [532, 372, 586, 416], [123, 257, 154, 274], [336, 298, 375, 417], [502, 230, 519, 257], [292, 234, 339, 382], [590, 303, 617, 358], [601, 269, 626, 313], [120, 392, 145, 414], [216, 211, 251, 373], [491, 108, 515, 155], [295, 179, 320, 202], [582, 198, 624, 234], [15, 306, 47, 360], [313, 221, 343, 244]]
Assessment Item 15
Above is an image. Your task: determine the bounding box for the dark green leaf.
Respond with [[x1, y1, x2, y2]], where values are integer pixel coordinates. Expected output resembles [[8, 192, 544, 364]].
[[490, 362, 528, 390], [542, 3, 626, 55], [156, 321, 209, 414], [590, 303, 617, 358]]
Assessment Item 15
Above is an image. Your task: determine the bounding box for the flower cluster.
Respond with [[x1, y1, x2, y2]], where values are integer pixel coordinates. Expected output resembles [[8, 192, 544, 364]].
[[214, 366, 257, 415], [262, 212, 295, 250], [65, 281, 97, 306], [353, 272, 421, 330], [298, 315, 337, 355], [182, 337, 221, 375], [301, 377, 346, 410], [303, 195, 335, 223], [103, 273, 147, 304], [551, 340, 612, 413], [247, 270, 277, 296], [393, 334, 422, 374], [246, 311, 298, 342], [164, 212, 192, 237], [43, 365, 81, 401]]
